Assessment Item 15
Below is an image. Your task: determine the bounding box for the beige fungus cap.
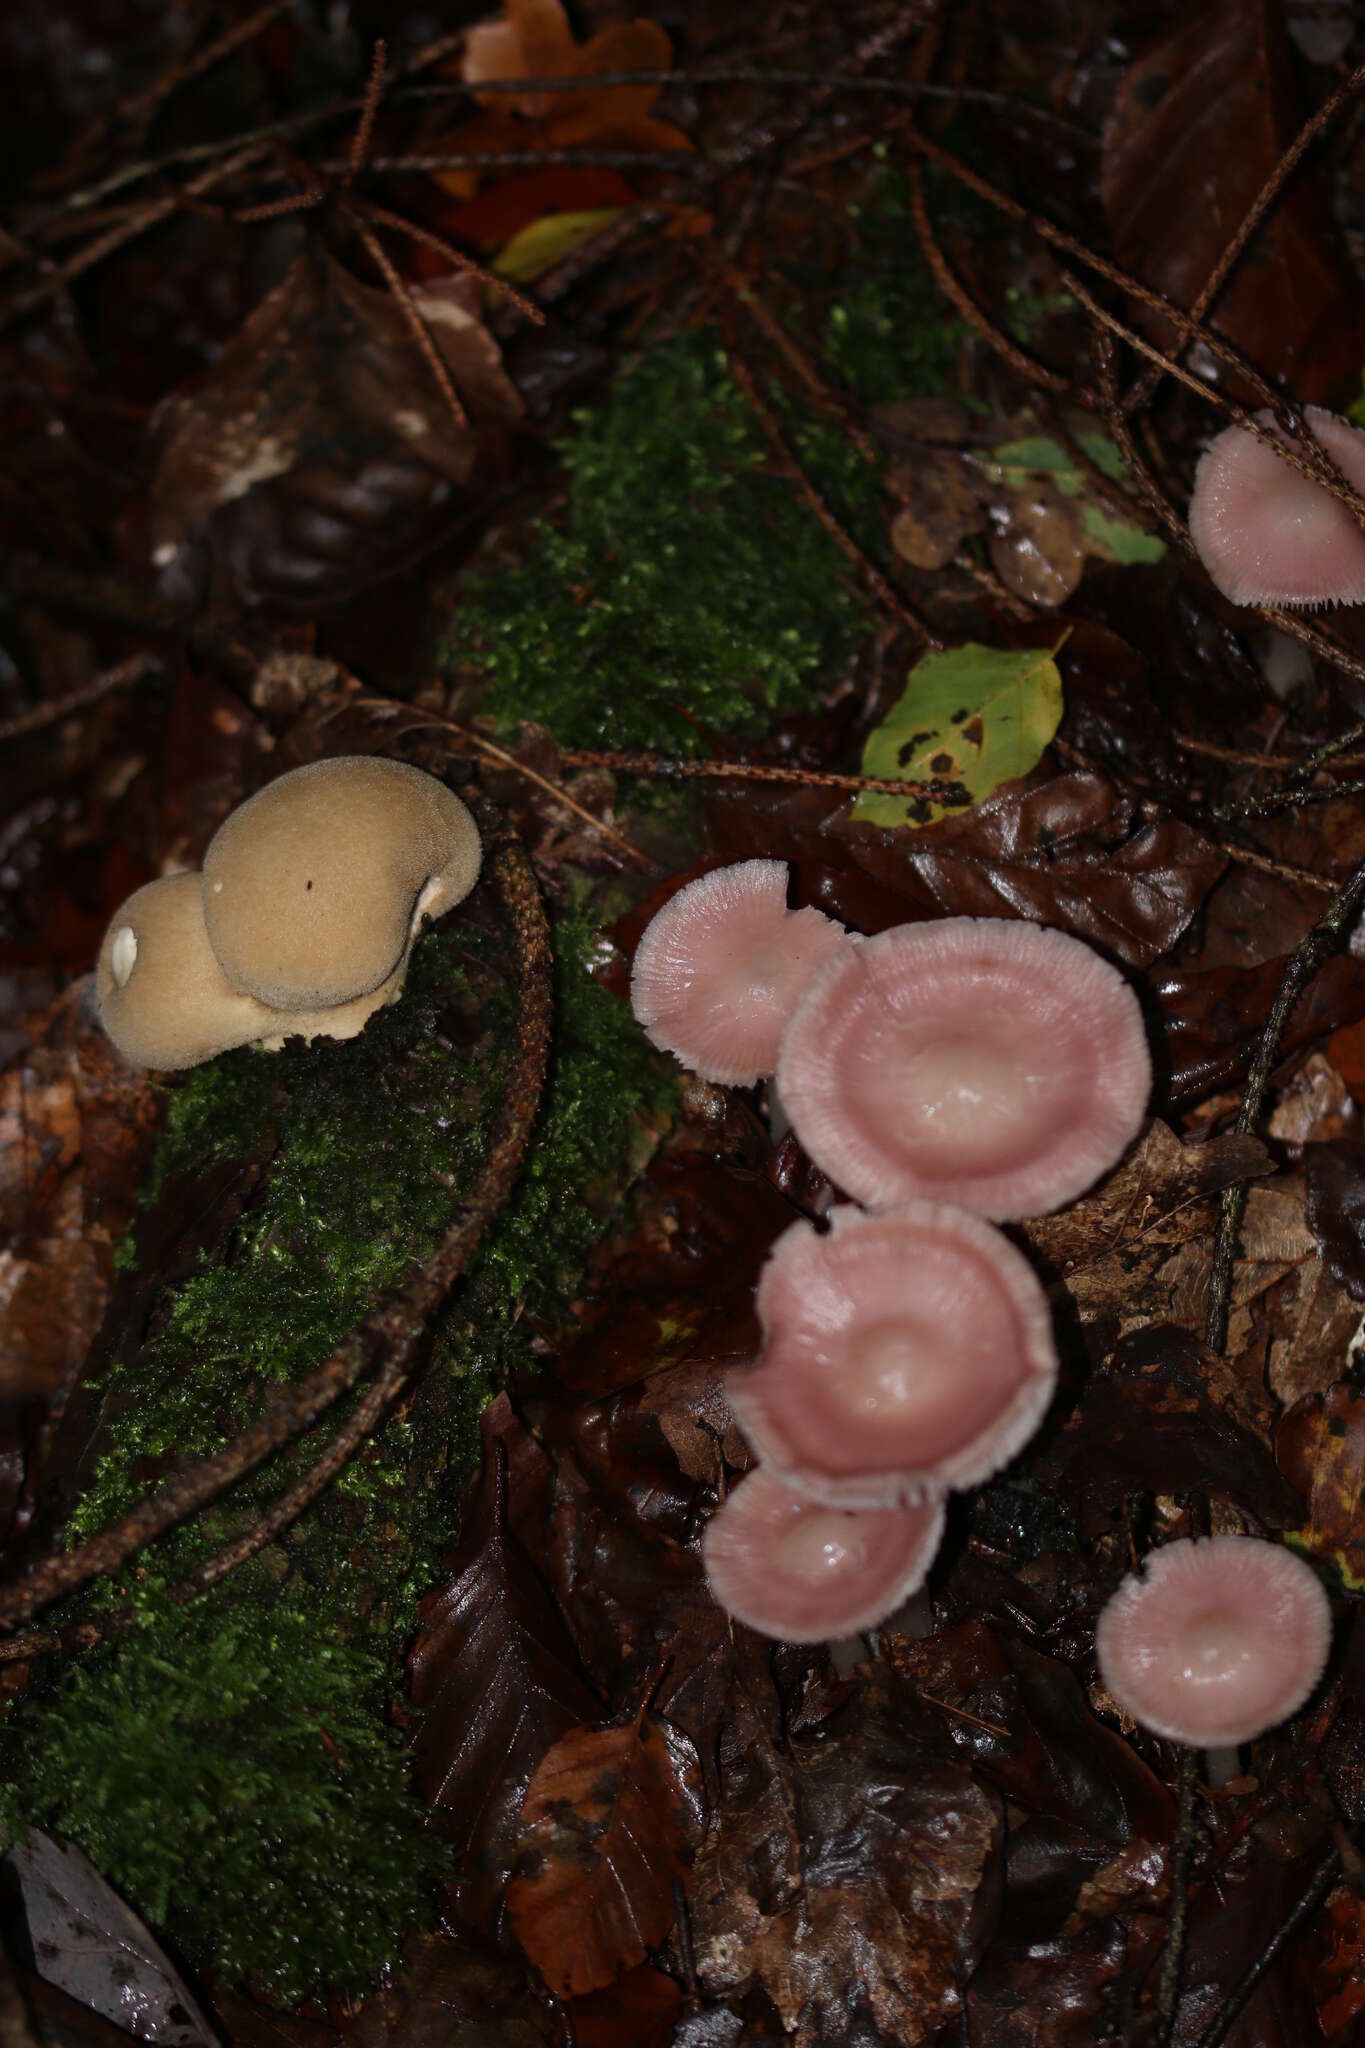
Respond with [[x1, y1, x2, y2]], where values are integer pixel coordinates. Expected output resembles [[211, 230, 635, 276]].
[[96, 873, 277, 1070], [201, 757, 481, 1010]]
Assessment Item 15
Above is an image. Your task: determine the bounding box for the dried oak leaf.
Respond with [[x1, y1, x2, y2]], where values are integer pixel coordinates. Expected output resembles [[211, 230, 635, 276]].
[[409, 1406, 599, 1930], [148, 250, 520, 611], [1276, 1380, 1365, 1585], [437, 0, 691, 199], [1101, 0, 1361, 401], [505, 1711, 705, 1997], [1305, 1139, 1365, 1303]]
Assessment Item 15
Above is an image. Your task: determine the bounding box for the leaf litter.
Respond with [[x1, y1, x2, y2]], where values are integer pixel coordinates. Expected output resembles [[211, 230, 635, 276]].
[[6, 0, 1365, 2041]]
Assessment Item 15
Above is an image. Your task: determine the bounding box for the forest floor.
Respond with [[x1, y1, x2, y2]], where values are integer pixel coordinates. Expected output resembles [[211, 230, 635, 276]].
[[4, 0, 1365, 2043]]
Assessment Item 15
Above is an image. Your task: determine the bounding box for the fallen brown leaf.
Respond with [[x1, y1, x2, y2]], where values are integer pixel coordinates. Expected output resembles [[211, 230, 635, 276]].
[[506, 1711, 704, 1997]]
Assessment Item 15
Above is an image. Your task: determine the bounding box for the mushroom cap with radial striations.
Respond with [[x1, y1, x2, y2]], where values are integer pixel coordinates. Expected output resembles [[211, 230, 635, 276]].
[[1188, 406, 1365, 609], [1096, 1536, 1331, 1749], [702, 1463, 946, 1642], [776, 916, 1150, 1221], [727, 1202, 1058, 1510], [202, 757, 482, 1011], [629, 859, 851, 1087], [96, 873, 277, 1071]]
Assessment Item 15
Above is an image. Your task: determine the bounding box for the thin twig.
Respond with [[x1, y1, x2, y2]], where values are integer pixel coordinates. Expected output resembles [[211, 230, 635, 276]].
[[907, 159, 1071, 395], [362, 705, 655, 871], [1204, 852, 1365, 1356], [1193, 1842, 1344, 2048], [1214, 842, 1335, 897], [0, 819, 552, 1641], [0, 655, 161, 745], [343, 205, 468, 427], [723, 341, 937, 646], [1215, 778, 1365, 823], [1156, 1746, 1201, 2045], [559, 748, 963, 802], [344, 40, 388, 187], [359, 201, 545, 324]]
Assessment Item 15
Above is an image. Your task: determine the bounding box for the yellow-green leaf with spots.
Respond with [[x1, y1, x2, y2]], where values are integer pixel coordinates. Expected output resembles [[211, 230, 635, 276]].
[[852, 642, 1064, 830]]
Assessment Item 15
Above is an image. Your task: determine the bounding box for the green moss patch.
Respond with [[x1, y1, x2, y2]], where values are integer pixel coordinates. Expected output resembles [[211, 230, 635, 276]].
[[2, 920, 676, 2005], [445, 334, 870, 754]]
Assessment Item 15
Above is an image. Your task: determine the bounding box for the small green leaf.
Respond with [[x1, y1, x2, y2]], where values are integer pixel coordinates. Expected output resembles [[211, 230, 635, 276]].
[[1079, 502, 1167, 565], [989, 433, 1164, 564], [853, 641, 1064, 830], [493, 209, 624, 284]]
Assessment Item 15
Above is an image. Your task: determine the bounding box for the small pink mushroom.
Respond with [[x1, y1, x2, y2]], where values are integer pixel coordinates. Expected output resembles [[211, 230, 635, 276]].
[[1096, 1536, 1331, 1749], [702, 1463, 945, 1641], [776, 916, 1150, 1220], [630, 859, 850, 1086], [727, 1203, 1058, 1509], [1188, 406, 1365, 609]]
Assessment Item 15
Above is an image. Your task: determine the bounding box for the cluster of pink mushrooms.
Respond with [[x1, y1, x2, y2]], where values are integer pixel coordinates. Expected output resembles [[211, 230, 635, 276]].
[[631, 861, 1333, 1757]]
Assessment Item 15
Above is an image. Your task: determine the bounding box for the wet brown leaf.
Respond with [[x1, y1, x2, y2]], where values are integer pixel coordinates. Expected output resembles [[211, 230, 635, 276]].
[[565, 1968, 683, 2048], [148, 252, 520, 611], [1306, 1140, 1365, 1303], [987, 477, 1085, 607], [506, 1712, 704, 1997], [1276, 1380, 1365, 1585], [409, 1406, 599, 1930], [690, 1674, 1000, 2047], [1035, 1325, 1300, 1536], [1101, 0, 1361, 400]]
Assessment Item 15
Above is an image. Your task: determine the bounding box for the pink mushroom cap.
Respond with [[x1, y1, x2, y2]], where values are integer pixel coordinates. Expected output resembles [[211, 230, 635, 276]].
[[1188, 406, 1365, 609], [1096, 1536, 1331, 1749], [727, 1202, 1058, 1509], [630, 859, 850, 1086], [702, 1463, 945, 1642], [776, 916, 1150, 1221]]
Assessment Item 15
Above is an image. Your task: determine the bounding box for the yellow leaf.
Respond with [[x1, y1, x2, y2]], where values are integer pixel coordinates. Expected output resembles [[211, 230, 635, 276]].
[[493, 208, 625, 283]]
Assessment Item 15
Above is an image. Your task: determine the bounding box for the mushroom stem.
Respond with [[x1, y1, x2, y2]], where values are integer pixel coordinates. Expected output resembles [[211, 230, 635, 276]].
[[1203, 1744, 1241, 1791]]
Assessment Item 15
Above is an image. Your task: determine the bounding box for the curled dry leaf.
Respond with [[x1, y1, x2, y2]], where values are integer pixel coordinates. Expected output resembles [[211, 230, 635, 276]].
[[505, 1712, 705, 1997]]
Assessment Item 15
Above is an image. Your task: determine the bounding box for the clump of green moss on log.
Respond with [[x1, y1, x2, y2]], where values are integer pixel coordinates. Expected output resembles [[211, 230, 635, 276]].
[[445, 333, 870, 753], [1, 919, 676, 2006]]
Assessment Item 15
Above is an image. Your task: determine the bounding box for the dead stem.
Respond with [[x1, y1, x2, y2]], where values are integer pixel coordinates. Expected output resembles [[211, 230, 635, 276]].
[[559, 748, 964, 802], [0, 817, 552, 1646]]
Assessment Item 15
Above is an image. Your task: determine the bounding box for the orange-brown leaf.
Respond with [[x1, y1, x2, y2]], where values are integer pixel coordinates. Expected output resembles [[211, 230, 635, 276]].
[[506, 1714, 704, 1996]]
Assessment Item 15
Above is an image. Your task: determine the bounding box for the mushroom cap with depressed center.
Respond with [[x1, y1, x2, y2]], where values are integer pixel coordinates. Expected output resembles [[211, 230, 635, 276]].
[[202, 757, 481, 1010], [96, 873, 277, 1070], [776, 917, 1150, 1220], [728, 1202, 1058, 1509], [630, 859, 851, 1087], [1188, 407, 1365, 609], [1096, 1536, 1331, 1748], [702, 1464, 946, 1642]]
